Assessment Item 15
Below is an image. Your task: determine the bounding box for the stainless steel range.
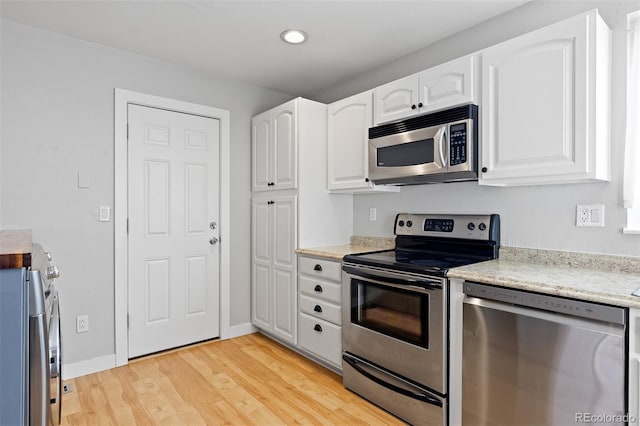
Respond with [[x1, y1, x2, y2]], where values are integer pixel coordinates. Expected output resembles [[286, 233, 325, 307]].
[[341, 213, 500, 425]]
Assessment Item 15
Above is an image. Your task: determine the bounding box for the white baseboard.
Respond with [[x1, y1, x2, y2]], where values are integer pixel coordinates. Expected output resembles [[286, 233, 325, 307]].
[[62, 354, 116, 380], [222, 322, 257, 340], [62, 324, 255, 379]]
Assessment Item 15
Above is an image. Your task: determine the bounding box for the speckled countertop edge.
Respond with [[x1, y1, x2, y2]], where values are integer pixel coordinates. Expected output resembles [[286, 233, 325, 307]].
[[296, 236, 394, 261], [449, 247, 640, 309], [296, 240, 640, 308]]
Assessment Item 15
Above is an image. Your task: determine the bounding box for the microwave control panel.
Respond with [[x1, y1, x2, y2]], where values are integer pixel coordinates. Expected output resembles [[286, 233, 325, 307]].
[[449, 122, 467, 166]]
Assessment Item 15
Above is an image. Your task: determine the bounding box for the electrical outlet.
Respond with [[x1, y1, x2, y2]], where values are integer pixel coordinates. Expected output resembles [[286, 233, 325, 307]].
[[76, 315, 89, 333], [369, 207, 377, 221], [576, 204, 605, 227]]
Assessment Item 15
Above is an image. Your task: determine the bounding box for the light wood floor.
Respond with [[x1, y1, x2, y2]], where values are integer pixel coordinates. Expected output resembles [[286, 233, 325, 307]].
[[61, 333, 403, 425]]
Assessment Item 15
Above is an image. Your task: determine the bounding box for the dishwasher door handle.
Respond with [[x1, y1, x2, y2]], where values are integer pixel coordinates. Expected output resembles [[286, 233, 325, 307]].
[[463, 296, 625, 337]]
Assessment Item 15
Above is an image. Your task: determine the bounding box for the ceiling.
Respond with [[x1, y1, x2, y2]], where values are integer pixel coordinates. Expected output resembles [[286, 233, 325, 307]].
[[0, 0, 529, 98]]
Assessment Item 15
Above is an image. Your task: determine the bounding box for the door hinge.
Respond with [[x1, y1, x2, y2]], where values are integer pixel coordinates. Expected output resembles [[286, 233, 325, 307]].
[[127, 314, 129, 329], [126, 123, 129, 140], [126, 219, 129, 234]]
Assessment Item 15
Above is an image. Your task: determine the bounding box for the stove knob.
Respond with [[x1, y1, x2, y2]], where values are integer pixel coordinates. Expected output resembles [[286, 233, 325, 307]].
[[406, 220, 413, 228], [467, 222, 475, 231], [46, 265, 60, 280], [45, 252, 52, 261], [398, 220, 405, 227], [479, 223, 487, 231]]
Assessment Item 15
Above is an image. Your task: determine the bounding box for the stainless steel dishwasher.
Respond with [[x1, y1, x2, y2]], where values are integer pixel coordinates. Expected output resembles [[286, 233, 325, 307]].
[[463, 282, 628, 426]]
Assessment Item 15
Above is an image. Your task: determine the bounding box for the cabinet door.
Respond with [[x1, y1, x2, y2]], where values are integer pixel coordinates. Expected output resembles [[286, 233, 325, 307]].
[[272, 100, 297, 190], [272, 195, 297, 343], [251, 199, 271, 330], [251, 110, 272, 191], [480, 12, 607, 185], [328, 91, 373, 190], [418, 55, 477, 114], [373, 74, 419, 125]]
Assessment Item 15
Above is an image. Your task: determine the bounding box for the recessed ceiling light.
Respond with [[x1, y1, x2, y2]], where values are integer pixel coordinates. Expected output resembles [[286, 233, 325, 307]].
[[280, 29, 308, 45]]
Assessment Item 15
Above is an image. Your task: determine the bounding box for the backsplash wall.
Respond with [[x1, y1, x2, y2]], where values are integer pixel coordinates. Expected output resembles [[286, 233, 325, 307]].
[[354, 180, 639, 257]]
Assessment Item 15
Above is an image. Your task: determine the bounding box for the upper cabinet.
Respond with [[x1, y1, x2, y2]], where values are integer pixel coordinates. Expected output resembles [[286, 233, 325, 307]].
[[327, 91, 400, 193], [373, 55, 478, 125], [479, 10, 611, 186], [252, 99, 297, 191]]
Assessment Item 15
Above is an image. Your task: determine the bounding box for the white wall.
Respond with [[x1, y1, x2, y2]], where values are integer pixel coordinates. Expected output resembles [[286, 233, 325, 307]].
[[0, 19, 291, 365], [317, 0, 640, 257]]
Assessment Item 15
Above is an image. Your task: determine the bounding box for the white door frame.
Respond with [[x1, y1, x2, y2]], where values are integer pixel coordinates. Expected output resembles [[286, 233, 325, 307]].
[[114, 88, 231, 366]]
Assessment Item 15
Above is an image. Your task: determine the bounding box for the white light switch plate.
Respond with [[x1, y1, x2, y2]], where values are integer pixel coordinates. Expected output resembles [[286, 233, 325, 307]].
[[99, 206, 111, 222], [77, 172, 90, 189], [369, 208, 377, 221]]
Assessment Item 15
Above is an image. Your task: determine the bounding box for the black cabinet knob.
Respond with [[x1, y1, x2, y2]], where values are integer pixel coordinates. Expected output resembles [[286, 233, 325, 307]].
[[314, 285, 323, 293], [365, 178, 370, 182], [411, 104, 417, 110], [314, 305, 323, 313], [313, 324, 323, 332], [313, 264, 323, 272], [418, 102, 423, 108], [481, 167, 488, 173]]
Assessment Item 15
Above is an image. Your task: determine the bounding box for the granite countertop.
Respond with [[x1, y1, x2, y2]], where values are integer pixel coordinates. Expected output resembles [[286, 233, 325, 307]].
[[448, 247, 640, 309], [0, 229, 32, 269], [296, 236, 394, 261]]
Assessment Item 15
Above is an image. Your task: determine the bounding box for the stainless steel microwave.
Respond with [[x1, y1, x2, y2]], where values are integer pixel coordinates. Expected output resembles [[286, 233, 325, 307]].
[[368, 104, 478, 185]]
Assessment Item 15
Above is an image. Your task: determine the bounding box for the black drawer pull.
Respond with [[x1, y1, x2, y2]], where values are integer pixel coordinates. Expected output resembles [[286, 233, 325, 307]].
[[314, 285, 323, 293], [314, 305, 322, 313], [313, 264, 323, 272], [314, 324, 323, 332]]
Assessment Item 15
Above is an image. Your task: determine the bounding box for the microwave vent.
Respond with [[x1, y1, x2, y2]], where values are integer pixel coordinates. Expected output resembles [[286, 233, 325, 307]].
[[369, 104, 478, 139]]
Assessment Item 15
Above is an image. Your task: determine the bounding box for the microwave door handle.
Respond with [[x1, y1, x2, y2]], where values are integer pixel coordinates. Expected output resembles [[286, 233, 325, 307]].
[[438, 125, 447, 168]]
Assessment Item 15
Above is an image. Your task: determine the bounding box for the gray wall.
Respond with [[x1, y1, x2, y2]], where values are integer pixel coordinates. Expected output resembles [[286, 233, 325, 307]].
[[317, 0, 640, 257], [0, 19, 291, 364]]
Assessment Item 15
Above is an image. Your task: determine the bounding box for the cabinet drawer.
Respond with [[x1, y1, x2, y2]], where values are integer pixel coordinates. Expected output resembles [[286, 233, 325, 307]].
[[299, 257, 341, 282], [298, 312, 342, 368], [299, 275, 341, 304], [299, 294, 341, 325]]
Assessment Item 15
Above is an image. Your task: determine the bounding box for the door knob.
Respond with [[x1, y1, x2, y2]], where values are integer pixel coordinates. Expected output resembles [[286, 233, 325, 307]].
[[209, 237, 219, 245], [210, 221, 217, 230]]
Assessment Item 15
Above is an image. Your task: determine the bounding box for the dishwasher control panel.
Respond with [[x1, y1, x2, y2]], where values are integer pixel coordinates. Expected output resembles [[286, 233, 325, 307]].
[[463, 282, 625, 325]]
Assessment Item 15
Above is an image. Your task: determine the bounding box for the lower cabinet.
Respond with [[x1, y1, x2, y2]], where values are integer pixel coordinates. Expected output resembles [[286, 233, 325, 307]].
[[297, 255, 343, 370], [251, 195, 297, 345]]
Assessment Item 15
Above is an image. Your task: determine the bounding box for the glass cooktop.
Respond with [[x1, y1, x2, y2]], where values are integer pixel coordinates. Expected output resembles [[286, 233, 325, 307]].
[[343, 249, 491, 277]]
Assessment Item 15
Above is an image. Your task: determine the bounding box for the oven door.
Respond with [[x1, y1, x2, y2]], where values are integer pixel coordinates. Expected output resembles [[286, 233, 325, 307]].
[[342, 264, 447, 394], [368, 124, 447, 182]]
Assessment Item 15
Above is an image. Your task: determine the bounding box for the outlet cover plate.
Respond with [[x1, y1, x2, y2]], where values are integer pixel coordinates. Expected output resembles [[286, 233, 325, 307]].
[[576, 204, 605, 227], [76, 315, 89, 333]]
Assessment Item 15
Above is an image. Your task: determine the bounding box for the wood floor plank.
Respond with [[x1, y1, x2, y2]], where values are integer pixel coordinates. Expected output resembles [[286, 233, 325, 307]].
[[61, 333, 403, 425]]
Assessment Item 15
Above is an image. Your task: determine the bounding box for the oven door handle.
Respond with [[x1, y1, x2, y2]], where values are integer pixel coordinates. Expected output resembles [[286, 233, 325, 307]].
[[343, 265, 442, 291], [343, 354, 443, 407]]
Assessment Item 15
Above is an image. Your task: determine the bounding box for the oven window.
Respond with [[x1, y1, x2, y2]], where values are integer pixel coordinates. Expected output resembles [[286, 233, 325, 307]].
[[376, 139, 434, 167], [351, 279, 428, 348]]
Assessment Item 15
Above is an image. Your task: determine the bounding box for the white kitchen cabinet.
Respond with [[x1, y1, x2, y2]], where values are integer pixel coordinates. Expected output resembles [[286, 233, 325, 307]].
[[251, 99, 296, 191], [297, 255, 343, 370], [373, 55, 478, 125], [327, 91, 399, 193], [251, 195, 297, 344], [479, 9, 610, 186], [251, 97, 353, 349]]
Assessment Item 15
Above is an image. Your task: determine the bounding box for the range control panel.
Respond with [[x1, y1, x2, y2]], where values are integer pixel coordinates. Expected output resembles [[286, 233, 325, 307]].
[[395, 213, 499, 241]]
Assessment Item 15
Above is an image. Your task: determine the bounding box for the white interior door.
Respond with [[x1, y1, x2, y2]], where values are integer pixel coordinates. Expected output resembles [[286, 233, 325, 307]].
[[127, 104, 220, 358]]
